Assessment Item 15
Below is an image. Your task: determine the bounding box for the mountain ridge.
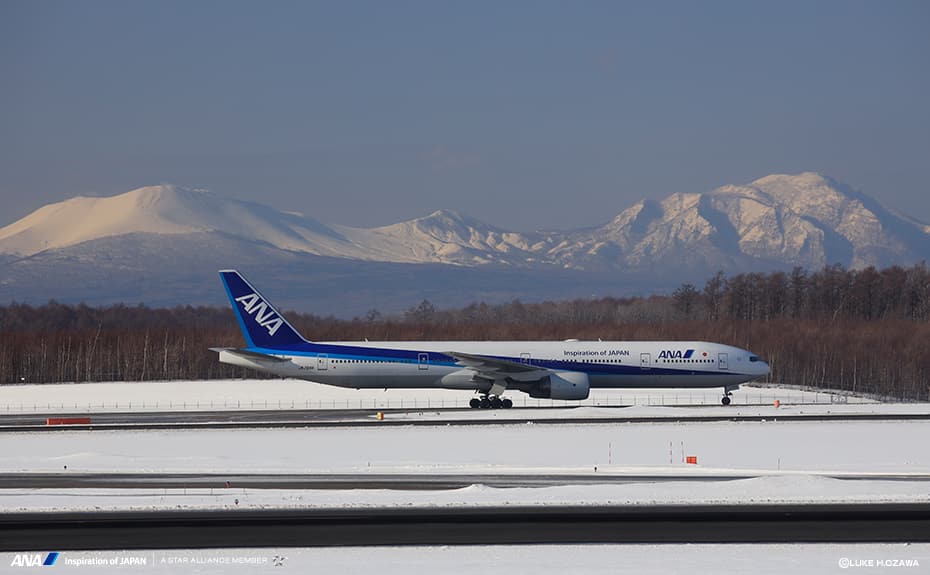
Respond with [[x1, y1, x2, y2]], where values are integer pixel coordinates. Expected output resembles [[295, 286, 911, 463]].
[[4, 172, 926, 270], [1, 172, 927, 314]]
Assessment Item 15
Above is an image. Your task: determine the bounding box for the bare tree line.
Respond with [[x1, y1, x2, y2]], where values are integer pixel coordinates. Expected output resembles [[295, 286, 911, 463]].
[[1, 263, 927, 400]]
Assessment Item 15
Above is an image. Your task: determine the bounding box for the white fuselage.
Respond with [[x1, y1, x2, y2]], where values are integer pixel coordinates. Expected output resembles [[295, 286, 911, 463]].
[[215, 269, 771, 402], [218, 339, 769, 392]]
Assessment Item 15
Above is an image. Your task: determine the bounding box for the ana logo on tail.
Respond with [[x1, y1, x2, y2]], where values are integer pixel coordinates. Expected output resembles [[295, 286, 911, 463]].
[[235, 293, 283, 336]]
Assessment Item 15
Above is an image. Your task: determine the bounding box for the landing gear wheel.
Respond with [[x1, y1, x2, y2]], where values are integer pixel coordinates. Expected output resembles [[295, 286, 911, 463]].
[[480, 397, 491, 409], [502, 398, 513, 409], [469, 398, 481, 409], [490, 396, 502, 409], [721, 395, 731, 406]]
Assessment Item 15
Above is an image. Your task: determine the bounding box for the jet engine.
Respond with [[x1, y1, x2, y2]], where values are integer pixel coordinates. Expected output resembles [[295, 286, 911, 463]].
[[528, 371, 590, 400]]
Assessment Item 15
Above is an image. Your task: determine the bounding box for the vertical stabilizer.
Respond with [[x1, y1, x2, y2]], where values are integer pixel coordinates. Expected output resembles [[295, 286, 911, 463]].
[[218, 270, 308, 349]]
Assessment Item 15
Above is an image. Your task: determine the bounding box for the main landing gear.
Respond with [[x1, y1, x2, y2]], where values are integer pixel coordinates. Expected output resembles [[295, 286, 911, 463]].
[[469, 395, 513, 409]]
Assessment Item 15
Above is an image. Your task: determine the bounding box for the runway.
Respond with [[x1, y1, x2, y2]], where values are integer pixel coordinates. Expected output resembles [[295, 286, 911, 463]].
[[3, 471, 930, 490], [3, 504, 930, 550], [3, 406, 930, 432]]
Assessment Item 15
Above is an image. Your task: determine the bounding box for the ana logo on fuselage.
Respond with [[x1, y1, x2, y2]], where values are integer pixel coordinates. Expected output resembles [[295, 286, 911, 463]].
[[234, 293, 283, 336], [658, 349, 695, 359], [10, 552, 58, 567]]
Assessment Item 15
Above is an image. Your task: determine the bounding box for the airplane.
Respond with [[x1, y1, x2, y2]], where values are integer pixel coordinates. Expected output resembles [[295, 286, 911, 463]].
[[213, 270, 770, 408]]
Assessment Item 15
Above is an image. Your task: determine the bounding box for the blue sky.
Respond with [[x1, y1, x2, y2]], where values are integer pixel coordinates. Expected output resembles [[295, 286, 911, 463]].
[[2, 0, 928, 231]]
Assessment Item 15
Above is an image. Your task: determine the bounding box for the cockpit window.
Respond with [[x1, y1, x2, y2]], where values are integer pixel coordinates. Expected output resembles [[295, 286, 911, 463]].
[[749, 356, 762, 363]]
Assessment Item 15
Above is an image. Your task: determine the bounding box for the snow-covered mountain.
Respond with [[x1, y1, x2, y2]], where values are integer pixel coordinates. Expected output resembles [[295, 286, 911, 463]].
[[336, 210, 548, 266], [0, 185, 542, 265], [0, 173, 927, 313], [551, 172, 930, 271], [679, 172, 930, 269], [0, 185, 371, 260]]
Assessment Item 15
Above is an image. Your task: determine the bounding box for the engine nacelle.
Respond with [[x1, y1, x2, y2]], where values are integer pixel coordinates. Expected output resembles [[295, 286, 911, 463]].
[[529, 371, 590, 400]]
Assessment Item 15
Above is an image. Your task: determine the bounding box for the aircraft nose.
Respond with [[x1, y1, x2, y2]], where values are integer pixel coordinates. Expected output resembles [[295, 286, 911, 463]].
[[748, 353, 769, 377], [759, 360, 770, 376]]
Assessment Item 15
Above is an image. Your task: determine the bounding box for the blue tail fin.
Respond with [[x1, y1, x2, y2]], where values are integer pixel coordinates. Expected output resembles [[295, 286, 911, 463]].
[[219, 270, 308, 349]]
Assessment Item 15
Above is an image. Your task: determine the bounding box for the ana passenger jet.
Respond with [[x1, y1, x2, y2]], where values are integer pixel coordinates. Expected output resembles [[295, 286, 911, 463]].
[[213, 270, 770, 408]]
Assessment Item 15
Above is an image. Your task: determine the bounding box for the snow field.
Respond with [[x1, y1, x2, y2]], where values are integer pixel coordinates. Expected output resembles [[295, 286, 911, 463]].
[[0, 379, 875, 414], [4, 419, 929, 475], [0, 382, 927, 575], [3, 475, 930, 514], [2, 417, 930, 513]]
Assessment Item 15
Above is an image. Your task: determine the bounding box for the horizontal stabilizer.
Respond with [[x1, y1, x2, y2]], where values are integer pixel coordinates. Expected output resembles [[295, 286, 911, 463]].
[[209, 347, 291, 362]]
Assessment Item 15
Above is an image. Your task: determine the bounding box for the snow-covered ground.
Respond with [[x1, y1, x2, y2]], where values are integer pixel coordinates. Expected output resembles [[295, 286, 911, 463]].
[[0, 380, 930, 509], [3, 475, 930, 514], [3, 416, 930, 512], [6, 418, 930, 475], [0, 380, 930, 575], [1, 380, 927, 573], [0, 379, 876, 414]]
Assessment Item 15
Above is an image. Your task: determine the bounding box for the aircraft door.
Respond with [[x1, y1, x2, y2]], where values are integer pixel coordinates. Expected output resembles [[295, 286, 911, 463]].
[[718, 353, 729, 370], [317, 354, 329, 371], [640, 352, 652, 370], [418, 353, 429, 370]]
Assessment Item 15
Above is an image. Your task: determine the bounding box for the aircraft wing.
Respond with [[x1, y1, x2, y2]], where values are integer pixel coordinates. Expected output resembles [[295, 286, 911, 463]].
[[445, 351, 549, 382], [209, 347, 291, 363]]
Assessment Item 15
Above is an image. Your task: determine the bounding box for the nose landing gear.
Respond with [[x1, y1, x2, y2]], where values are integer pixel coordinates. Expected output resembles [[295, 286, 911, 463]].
[[721, 386, 737, 405], [469, 395, 513, 409]]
